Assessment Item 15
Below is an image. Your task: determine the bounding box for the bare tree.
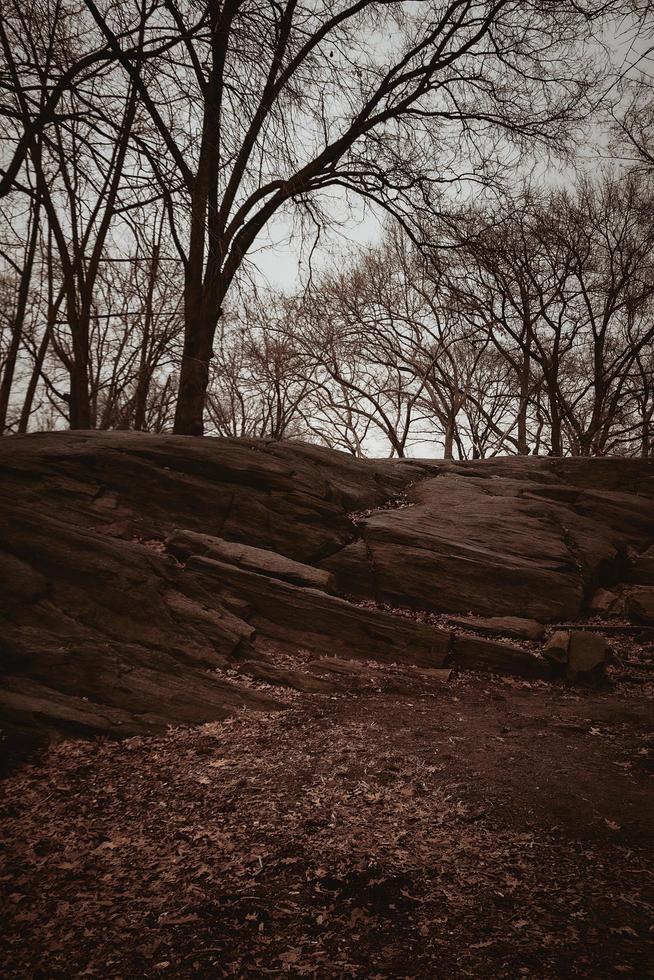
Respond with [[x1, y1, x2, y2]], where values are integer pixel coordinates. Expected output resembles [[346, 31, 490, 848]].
[[0, 0, 192, 198], [2, 0, 650, 453], [206, 294, 316, 440], [76, 0, 622, 434], [433, 173, 654, 456]]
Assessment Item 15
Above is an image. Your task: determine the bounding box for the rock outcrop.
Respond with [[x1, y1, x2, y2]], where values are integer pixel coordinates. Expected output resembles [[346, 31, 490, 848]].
[[1, 431, 653, 750], [320, 457, 654, 620]]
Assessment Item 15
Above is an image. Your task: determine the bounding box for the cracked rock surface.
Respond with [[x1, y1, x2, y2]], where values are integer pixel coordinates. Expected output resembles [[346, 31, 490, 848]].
[[322, 458, 654, 620], [1, 431, 653, 753]]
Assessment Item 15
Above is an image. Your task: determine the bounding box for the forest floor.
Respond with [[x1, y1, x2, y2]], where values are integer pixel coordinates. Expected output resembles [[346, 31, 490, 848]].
[[2, 663, 654, 979]]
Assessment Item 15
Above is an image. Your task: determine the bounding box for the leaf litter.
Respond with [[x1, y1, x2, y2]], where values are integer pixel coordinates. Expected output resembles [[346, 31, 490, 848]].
[[1, 670, 653, 978]]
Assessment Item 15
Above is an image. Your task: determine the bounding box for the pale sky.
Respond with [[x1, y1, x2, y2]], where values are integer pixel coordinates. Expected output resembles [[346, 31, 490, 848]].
[[247, 10, 654, 296]]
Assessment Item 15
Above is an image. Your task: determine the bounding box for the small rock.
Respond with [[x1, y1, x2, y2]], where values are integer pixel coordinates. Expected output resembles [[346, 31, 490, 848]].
[[566, 632, 609, 683], [625, 585, 654, 625], [587, 588, 623, 618], [545, 630, 609, 683], [630, 546, 654, 586], [542, 631, 570, 668]]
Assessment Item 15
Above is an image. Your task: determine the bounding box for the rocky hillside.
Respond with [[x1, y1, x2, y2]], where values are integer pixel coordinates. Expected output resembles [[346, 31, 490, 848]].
[[1, 432, 653, 754]]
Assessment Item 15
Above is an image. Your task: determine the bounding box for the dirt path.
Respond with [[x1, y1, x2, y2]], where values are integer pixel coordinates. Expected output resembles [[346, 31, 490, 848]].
[[1, 673, 653, 979]]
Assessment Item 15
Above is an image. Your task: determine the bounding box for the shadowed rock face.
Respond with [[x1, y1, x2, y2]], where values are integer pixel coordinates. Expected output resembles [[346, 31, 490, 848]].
[[1, 431, 653, 750]]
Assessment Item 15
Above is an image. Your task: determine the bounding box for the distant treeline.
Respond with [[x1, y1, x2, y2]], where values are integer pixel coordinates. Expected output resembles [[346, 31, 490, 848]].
[[208, 174, 654, 458]]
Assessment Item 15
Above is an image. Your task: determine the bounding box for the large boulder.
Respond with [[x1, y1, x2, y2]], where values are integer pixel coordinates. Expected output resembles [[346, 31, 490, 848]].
[[0, 432, 422, 750], [567, 632, 610, 682]]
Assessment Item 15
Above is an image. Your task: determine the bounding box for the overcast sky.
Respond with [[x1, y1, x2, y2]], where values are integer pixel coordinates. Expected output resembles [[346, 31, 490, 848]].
[[248, 12, 654, 297]]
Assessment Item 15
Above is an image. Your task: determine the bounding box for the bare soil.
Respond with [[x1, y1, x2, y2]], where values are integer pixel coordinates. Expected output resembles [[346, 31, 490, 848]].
[[2, 666, 653, 979]]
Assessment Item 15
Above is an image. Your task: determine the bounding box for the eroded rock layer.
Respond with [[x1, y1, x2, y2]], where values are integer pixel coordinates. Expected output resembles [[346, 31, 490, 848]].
[[1, 431, 653, 750]]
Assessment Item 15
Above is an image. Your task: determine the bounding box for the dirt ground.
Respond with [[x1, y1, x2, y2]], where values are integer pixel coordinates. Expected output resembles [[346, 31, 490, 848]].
[[1, 667, 654, 979]]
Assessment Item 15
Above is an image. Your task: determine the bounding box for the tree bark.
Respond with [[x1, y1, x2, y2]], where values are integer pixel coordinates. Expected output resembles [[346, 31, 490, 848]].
[[517, 350, 531, 455], [443, 416, 455, 459], [68, 336, 92, 428], [0, 199, 41, 431], [173, 305, 217, 436], [549, 401, 563, 456], [18, 327, 49, 432], [134, 242, 160, 430]]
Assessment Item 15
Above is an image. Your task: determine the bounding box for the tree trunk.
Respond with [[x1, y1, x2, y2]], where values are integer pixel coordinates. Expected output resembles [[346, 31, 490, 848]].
[[642, 417, 652, 458], [69, 319, 92, 428], [18, 330, 48, 433], [134, 243, 160, 430], [18, 267, 66, 432], [133, 367, 152, 432], [517, 353, 531, 455], [173, 120, 219, 437], [578, 432, 593, 457], [544, 370, 563, 456], [0, 202, 40, 431], [443, 414, 456, 459], [69, 367, 92, 428], [0, 321, 24, 432], [549, 401, 563, 456], [173, 307, 215, 436]]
